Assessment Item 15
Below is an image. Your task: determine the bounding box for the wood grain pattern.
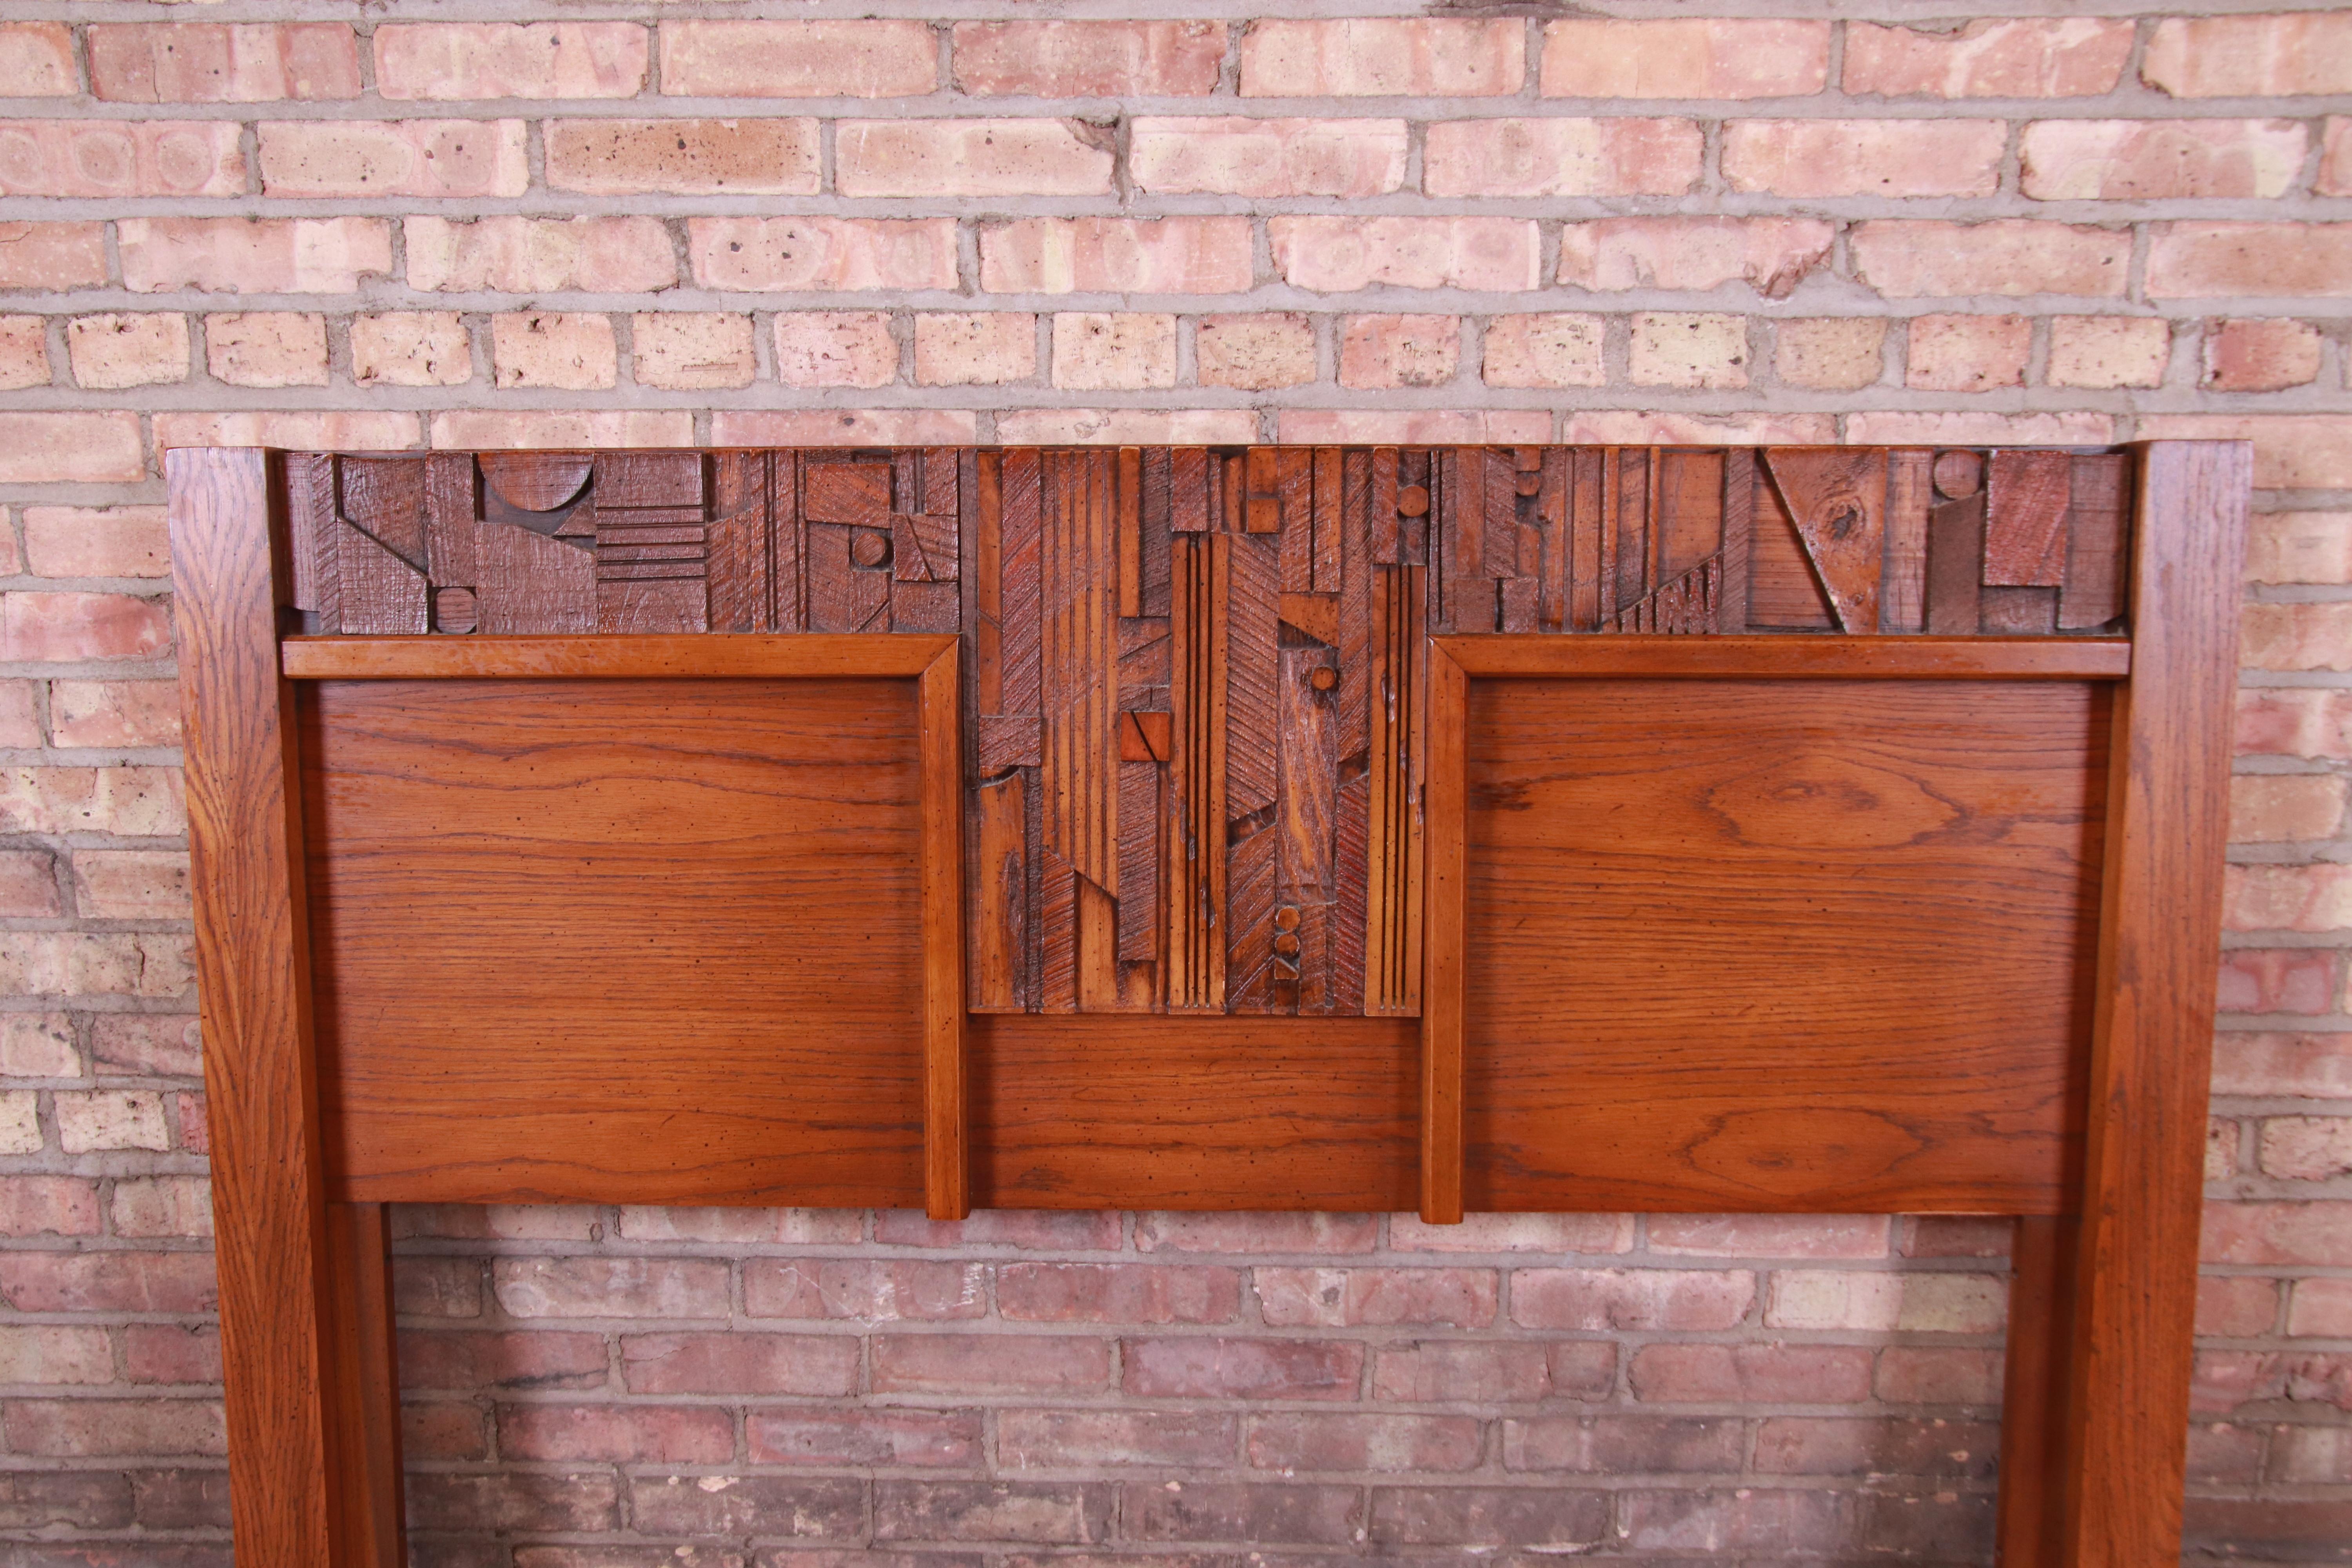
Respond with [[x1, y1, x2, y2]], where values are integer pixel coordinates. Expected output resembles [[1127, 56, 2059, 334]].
[[1367, 565, 1426, 1016], [1987, 450, 2074, 588], [167, 447, 344, 1566], [2059, 440, 2247, 1567], [2063, 453, 2132, 631], [1462, 675, 2107, 1213], [1439, 635, 2128, 682], [918, 642, 968, 1220], [1926, 492, 1989, 636], [1765, 447, 1886, 633], [1884, 449, 1932, 634], [1420, 641, 1467, 1223]]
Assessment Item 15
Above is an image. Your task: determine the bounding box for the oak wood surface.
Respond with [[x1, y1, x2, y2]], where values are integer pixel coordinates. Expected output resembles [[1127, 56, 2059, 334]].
[[306, 674, 930, 1207], [167, 447, 348, 1565], [919, 644, 969, 1220], [2060, 441, 2247, 1566], [970, 1013, 1417, 1211], [1438, 634, 2129, 681], [284, 632, 953, 680], [1420, 642, 1466, 1223], [1461, 675, 2107, 1214]]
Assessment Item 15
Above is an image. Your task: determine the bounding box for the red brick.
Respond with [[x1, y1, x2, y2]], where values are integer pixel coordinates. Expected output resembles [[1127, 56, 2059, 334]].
[[2024, 118, 2307, 201], [980, 216, 1250, 296], [2143, 13, 2352, 98], [2231, 774, 2346, 842], [998, 1407, 1236, 1469], [956, 21, 1223, 98], [2261, 1117, 2352, 1181], [690, 217, 956, 292], [2151, 224, 2352, 300], [1272, 217, 1536, 294], [5, 1399, 225, 1457], [396, 1330, 606, 1392], [403, 1402, 487, 1461], [1906, 314, 2031, 392], [430, 410, 690, 451], [1630, 1344, 1874, 1403], [1280, 410, 1553, 446], [1503, 1414, 1742, 1473], [1338, 315, 1460, 390], [1876, 1347, 2002, 1405], [2289, 1278, 2352, 1338], [2138, 414, 2352, 490], [0, 120, 243, 197], [118, 216, 390, 293], [2196, 1275, 2281, 1339], [0, 23, 76, 97], [1135, 1212, 1373, 1254], [744, 1258, 982, 1320], [2186, 1498, 2352, 1552], [0, 1177, 99, 1238], [2325, 117, 2352, 196], [2241, 604, 2352, 676], [2205, 318, 2325, 392], [2218, 949, 2337, 1014], [401, 1205, 597, 1241], [23, 507, 169, 580], [0, 592, 169, 662], [872, 1333, 1110, 1394], [1124, 1337, 1362, 1401], [1257, 1266, 1496, 1328], [1844, 18, 2132, 98], [1620, 1488, 1847, 1554], [0, 1252, 212, 1316], [2203, 1201, 2352, 1266], [875, 1480, 1111, 1544], [492, 1258, 728, 1319], [2192, 1349, 2352, 1415], [2239, 689, 2352, 760], [661, 21, 934, 98], [376, 22, 645, 99], [714, 410, 977, 447], [1851, 220, 2130, 299], [750, 1406, 981, 1468], [1557, 216, 1830, 298], [1540, 18, 1829, 99], [2249, 510, 2352, 586], [1134, 1481, 1361, 1545], [0, 222, 104, 289], [1374, 1341, 1617, 1405], [1242, 20, 1521, 96], [90, 23, 358, 102], [124, 1323, 223, 1387], [1512, 1267, 1755, 1331], [407, 215, 673, 294], [1424, 118, 1700, 198], [1725, 118, 2003, 197], [546, 119, 818, 196], [257, 118, 523, 198], [1131, 118, 1406, 198], [499, 1404, 732, 1464], [0, 849, 58, 916], [392, 1257, 482, 1320], [1390, 1213, 1634, 1254], [1754, 1415, 2000, 1478], [1247, 1412, 1481, 1472], [1004, 408, 1258, 446], [622, 1207, 864, 1245], [410, 1471, 620, 1533], [838, 119, 1112, 198], [1369, 1485, 1609, 1548], [999, 1262, 1238, 1324]]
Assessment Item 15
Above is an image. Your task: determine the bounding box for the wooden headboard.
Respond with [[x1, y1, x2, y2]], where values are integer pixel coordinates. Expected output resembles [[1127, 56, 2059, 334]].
[[169, 441, 2245, 1568]]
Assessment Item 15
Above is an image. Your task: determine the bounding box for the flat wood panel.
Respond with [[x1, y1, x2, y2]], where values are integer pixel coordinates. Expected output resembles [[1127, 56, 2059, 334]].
[[306, 676, 926, 1206], [971, 1014, 1417, 1211], [1465, 677, 2107, 1214]]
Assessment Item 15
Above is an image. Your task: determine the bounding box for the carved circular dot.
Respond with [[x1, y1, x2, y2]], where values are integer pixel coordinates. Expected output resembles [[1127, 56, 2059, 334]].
[[1515, 470, 1543, 498], [1272, 933, 1301, 958], [1274, 906, 1301, 932], [1932, 450, 1984, 499], [851, 530, 892, 568], [1309, 666, 1338, 692], [1398, 485, 1431, 518]]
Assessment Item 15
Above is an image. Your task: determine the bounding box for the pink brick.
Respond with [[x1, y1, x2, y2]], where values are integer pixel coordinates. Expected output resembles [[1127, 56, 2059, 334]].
[[2290, 1279, 2352, 1338], [392, 1258, 483, 1319], [1513, 1268, 1756, 1331], [0, 767, 183, 838], [615, 1207, 863, 1245], [1845, 410, 2113, 448], [2198, 1275, 2281, 1338], [1051, 312, 1176, 391], [1424, 118, 1701, 198], [2239, 689, 2352, 761], [0, 120, 242, 198], [5, 1399, 226, 1458], [1630, 311, 1749, 390], [1390, 1212, 1634, 1254], [0, 682, 33, 748], [492, 1258, 729, 1319], [661, 21, 934, 98], [90, 23, 358, 102], [2217, 949, 2337, 1014], [2022, 118, 2307, 201], [0, 1013, 76, 1076], [2232, 774, 2346, 842], [499, 1404, 731, 1464], [396, 1329, 605, 1391], [1338, 315, 1460, 390], [999, 408, 1258, 446], [2262, 1117, 2352, 1181], [1649, 1215, 1890, 1259], [1125, 1337, 1363, 1401], [56, 1088, 172, 1152], [915, 313, 1036, 387], [743, 1258, 981, 1319], [2143, 13, 2352, 98], [691, 218, 956, 292], [633, 313, 754, 392], [955, 21, 1223, 98], [2150, 224, 2352, 300], [206, 311, 327, 388], [2137, 415, 2352, 490], [491, 312, 616, 391], [1632, 1344, 1873, 1404], [1562, 410, 1838, 447], [259, 118, 524, 198], [1540, 19, 1829, 99], [773, 312, 898, 389], [1724, 119, 2003, 197], [1278, 410, 1553, 446], [0, 850, 58, 916], [1271, 217, 1537, 294], [2325, 118, 2352, 196], [999, 1407, 1236, 1469], [2203, 1201, 2352, 1266], [108, 1173, 210, 1236], [871, 1333, 1110, 1394], [714, 410, 978, 447], [1851, 221, 2131, 299], [1374, 1340, 1615, 1404], [1844, 18, 2133, 98], [1257, 1267, 1497, 1328], [156, 410, 418, 452], [2226, 861, 2352, 927], [23, 508, 167, 580], [1557, 216, 1831, 299], [68, 313, 187, 391], [546, 118, 818, 196], [125, 1324, 222, 1386], [2192, 1349, 2352, 1415], [750, 1406, 982, 1468], [837, 118, 1112, 198], [74, 849, 190, 919], [620, 1332, 859, 1396], [1776, 318, 1888, 391], [0, 1251, 215, 1314], [980, 216, 1252, 295], [2205, 318, 2325, 392], [374, 22, 644, 100], [341, 310, 481, 381], [1241, 20, 1522, 96], [1131, 117, 1406, 198], [120, 216, 391, 293], [0, 221, 103, 289], [0, 1177, 99, 1238], [407, 215, 674, 294], [403, 1207, 600, 1243], [430, 410, 689, 452], [0, 313, 42, 390], [998, 1263, 1240, 1324], [0, 592, 168, 661], [1507, 1414, 1744, 1475], [2243, 604, 2352, 675], [1877, 1348, 2003, 1405], [1906, 314, 2031, 392], [2047, 316, 2172, 390], [1246, 1412, 1483, 1472], [0, 23, 75, 97], [2249, 511, 2352, 588]]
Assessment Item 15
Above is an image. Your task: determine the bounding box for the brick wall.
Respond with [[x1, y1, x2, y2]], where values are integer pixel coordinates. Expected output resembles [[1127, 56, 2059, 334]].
[[0, 4, 2345, 1561]]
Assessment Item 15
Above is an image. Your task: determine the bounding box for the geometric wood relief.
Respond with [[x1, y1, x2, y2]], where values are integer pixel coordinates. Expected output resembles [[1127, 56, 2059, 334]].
[[284, 444, 2137, 1017]]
